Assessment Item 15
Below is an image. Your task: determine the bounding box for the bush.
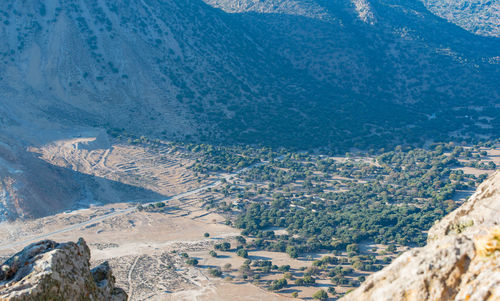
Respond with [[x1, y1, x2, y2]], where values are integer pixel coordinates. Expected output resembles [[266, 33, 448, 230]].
[[278, 265, 291, 272], [237, 249, 249, 258], [386, 245, 397, 252], [208, 268, 222, 277], [239, 264, 253, 278], [286, 246, 298, 258], [312, 289, 328, 301], [186, 258, 198, 266], [303, 275, 315, 286], [223, 263, 232, 271], [352, 260, 364, 270], [236, 236, 247, 245], [215, 242, 231, 251], [269, 278, 287, 291], [346, 243, 359, 253], [295, 275, 315, 286]]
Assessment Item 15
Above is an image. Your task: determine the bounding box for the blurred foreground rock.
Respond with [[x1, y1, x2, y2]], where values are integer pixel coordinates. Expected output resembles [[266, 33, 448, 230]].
[[0, 238, 127, 300]]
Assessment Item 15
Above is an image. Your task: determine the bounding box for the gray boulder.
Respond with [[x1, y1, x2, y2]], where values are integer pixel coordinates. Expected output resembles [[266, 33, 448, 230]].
[[0, 238, 127, 301]]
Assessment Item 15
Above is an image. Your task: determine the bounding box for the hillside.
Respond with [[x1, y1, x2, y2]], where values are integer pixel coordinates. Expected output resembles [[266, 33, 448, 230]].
[[343, 170, 500, 300], [421, 0, 500, 37], [0, 1, 498, 299], [0, 0, 498, 150], [0, 0, 499, 219], [0, 130, 166, 220]]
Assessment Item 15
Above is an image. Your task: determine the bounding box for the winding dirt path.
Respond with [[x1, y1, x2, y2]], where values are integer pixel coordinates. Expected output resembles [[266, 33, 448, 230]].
[[127, 255, 140, 299]]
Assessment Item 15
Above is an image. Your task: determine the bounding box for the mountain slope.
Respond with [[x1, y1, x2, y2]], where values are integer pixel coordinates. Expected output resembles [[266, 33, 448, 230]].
[[202, 0, 500, 147], [0, 0, 283, 137], [0, 0, 499, 219], [0, 0, 498, 150], [204, 0, 499, 103], [420, 0, 500, 37], [0, 130, 166, 220]]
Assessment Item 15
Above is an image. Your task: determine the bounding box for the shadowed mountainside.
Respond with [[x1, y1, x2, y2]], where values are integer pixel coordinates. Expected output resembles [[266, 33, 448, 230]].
[[0, 0, 498, 150], [0, 133, 165, 220]]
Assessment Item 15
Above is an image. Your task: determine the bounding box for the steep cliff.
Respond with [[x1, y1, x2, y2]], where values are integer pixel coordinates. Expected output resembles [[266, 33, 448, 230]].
[[0, 238, 127, 300], [343, 170, 500, 301]]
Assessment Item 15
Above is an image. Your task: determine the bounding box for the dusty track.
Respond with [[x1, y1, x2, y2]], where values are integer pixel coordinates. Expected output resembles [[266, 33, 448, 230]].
[[0, 137, 290, 300]]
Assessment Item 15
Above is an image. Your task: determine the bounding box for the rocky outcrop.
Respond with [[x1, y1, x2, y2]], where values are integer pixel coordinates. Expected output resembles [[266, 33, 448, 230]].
[[343, 171, 500, 301], [0, 238, 127, 300]]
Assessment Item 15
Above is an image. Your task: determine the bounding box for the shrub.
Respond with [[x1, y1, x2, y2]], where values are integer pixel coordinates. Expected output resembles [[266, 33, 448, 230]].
[[215, 242, 231, 251], [312, 289, 328, 301], [223, 263, 232, 271], [237, 249, 249, 258], [208, 268, 222, 277], [269, 278, 287, 291], [186, 258, 198, 266]]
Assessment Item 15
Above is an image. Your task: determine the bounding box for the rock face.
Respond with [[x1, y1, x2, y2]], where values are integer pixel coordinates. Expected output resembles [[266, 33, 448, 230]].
[[342, 171, 500, 301], [0, 238, 127, 301]]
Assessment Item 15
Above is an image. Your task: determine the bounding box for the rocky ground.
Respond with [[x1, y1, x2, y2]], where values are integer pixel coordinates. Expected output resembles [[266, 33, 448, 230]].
[[0, 188, 289, 300]]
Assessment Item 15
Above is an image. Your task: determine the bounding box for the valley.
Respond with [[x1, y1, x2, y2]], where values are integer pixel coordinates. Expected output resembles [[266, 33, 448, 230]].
[[0, 132, 497, 300], [0, 0, 498, 300]]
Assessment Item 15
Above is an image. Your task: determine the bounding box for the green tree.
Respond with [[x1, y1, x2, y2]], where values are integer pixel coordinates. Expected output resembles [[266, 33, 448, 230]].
[[186, 258, 198, 266], [346, 243, 359, 253], [208, 268, 222, 277], [269, 278, 287, 291], [237, 249, 249, 258], [286, 246, 298, 258]]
